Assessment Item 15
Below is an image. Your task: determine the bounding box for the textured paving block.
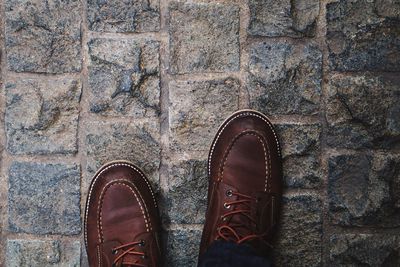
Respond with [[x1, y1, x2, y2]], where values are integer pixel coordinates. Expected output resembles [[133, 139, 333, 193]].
[[85, 121, 160, 187], [5, 79, 81, 155], [327, 0, 400, 72], [326, 74, 400, 150], [329, 234, 400, 266], [248, 0, 319, 37], [8, 162, 81, 235], [275, 192, 322, 266], [169, 2, 240, 74], [6, 239, 80, 267], [169, 78, 239, 158], [328, 153, 400, 227], [165, 228, 202, 267], [5, 0, 81, 73], [276, 123, 322, 188], [248, 41, 322, 115], [87, 0, 159, 32], [164, 160, 207, 224], [88, 38, 160, 117]]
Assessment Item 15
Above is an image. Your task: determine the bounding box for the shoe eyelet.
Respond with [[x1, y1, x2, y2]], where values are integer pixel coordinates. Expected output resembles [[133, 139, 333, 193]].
[[112, 249, 118, 255], [223, 203, 231, 209], [221, 216, 227, 222], [226, 190, 233, 197], [142, 254, 147, 259], [139, 240, 145, 246]]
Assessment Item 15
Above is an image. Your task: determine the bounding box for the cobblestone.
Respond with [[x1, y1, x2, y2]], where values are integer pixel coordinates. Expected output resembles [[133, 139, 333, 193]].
[[84, 121, 161, 188], [5, 78, 81, 155], [326, 74, 400, 150], [87, 0, 160, 33], [5, 0, 82, 73], [8, 162, 81, 235], [169, 78, 240, 158], [275, 192, 322, 266], [88, 38, 160, 118], [165, 228, 202, 267], [169, 2, 240, 74], [327, 0, 400, 72], [164, 159, 208, 224], [247, 41, 322, 115], [329, 234, 400, 266], [6, 239, 80, 267], [328, 153, 400, 227], [248, 0, 319, 37], [276, 123, 322, 188]]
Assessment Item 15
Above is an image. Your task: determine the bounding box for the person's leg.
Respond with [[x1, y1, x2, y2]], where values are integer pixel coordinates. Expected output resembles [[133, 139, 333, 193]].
[[198, 240, 273, 267], [198, 110, 282, 267], [84, 161, 162, 266]]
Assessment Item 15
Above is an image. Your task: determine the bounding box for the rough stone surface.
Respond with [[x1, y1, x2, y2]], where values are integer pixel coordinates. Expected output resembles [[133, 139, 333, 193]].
[[5, 79, 81, 155], [87, 0, 159, 33], [6, 239, 80, 267], [248, 0, 319, 37], [88, 38, 160, 117], [275, 192, 322, 266], [276, 123, 322, 188], [169, 2, 240, 74], [164, 159, 208, 224], [5, 0, 82, 73], [327, 0, 400, 72], [247, 41, 322, 115], [329, 234, 400, 266], [169, 78, 240, 158], [8, 162, 81, 235], [85, 121, 160, 188], [326, 74, 400, 150], [165, 228, 202, 267], [328, 153, 400, 227]]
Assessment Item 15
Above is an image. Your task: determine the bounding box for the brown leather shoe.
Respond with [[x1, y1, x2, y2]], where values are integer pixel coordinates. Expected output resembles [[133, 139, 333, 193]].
[[199, 110, 282, 257], [84, 161, 162, 267]]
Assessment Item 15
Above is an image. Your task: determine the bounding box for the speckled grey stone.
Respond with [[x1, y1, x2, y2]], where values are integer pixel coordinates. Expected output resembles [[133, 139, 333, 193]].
[[275, 192, 322, 266], [8, 162, 81, 235], [85, 121, 160, 189], [87, 0, 159, 33], [5, 0, 82, 73], [169, 2, 240, 74], [88, 38, 160, 118], [165, 228, 202, 267], [6, 239, 80, 267], [5, 79, 81, 155], [327, 0, 400, 71], [169, 78, 239, 158], [328, 153, 400, 227], [326, 74, 400, 150], [164, 160, 207, 224], [248, 41, 322, 115], [276, 123, 322, 188], [329, 234, 400, 266], [248, 0, 319, 37]]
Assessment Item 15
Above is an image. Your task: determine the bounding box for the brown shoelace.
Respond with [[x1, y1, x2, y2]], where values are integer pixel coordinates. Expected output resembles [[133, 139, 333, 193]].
[[112, 240, 147, 267], [216, 191, 273, 247]]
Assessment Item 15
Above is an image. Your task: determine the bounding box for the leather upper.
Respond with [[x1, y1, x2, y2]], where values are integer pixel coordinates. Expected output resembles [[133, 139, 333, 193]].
[[85, 161, 162, 267], [199, 110, 282, 257]]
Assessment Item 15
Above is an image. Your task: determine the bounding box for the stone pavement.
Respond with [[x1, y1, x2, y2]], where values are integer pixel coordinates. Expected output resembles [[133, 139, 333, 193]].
[[0, 0, 399, 266]]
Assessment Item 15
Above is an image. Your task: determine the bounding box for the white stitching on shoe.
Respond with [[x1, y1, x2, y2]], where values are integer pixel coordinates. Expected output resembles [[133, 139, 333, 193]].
[[85, 162, 156, 249], [218, 131, 270, 192], [208, 111, 281, 177], [98, 181, 151, 243]]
